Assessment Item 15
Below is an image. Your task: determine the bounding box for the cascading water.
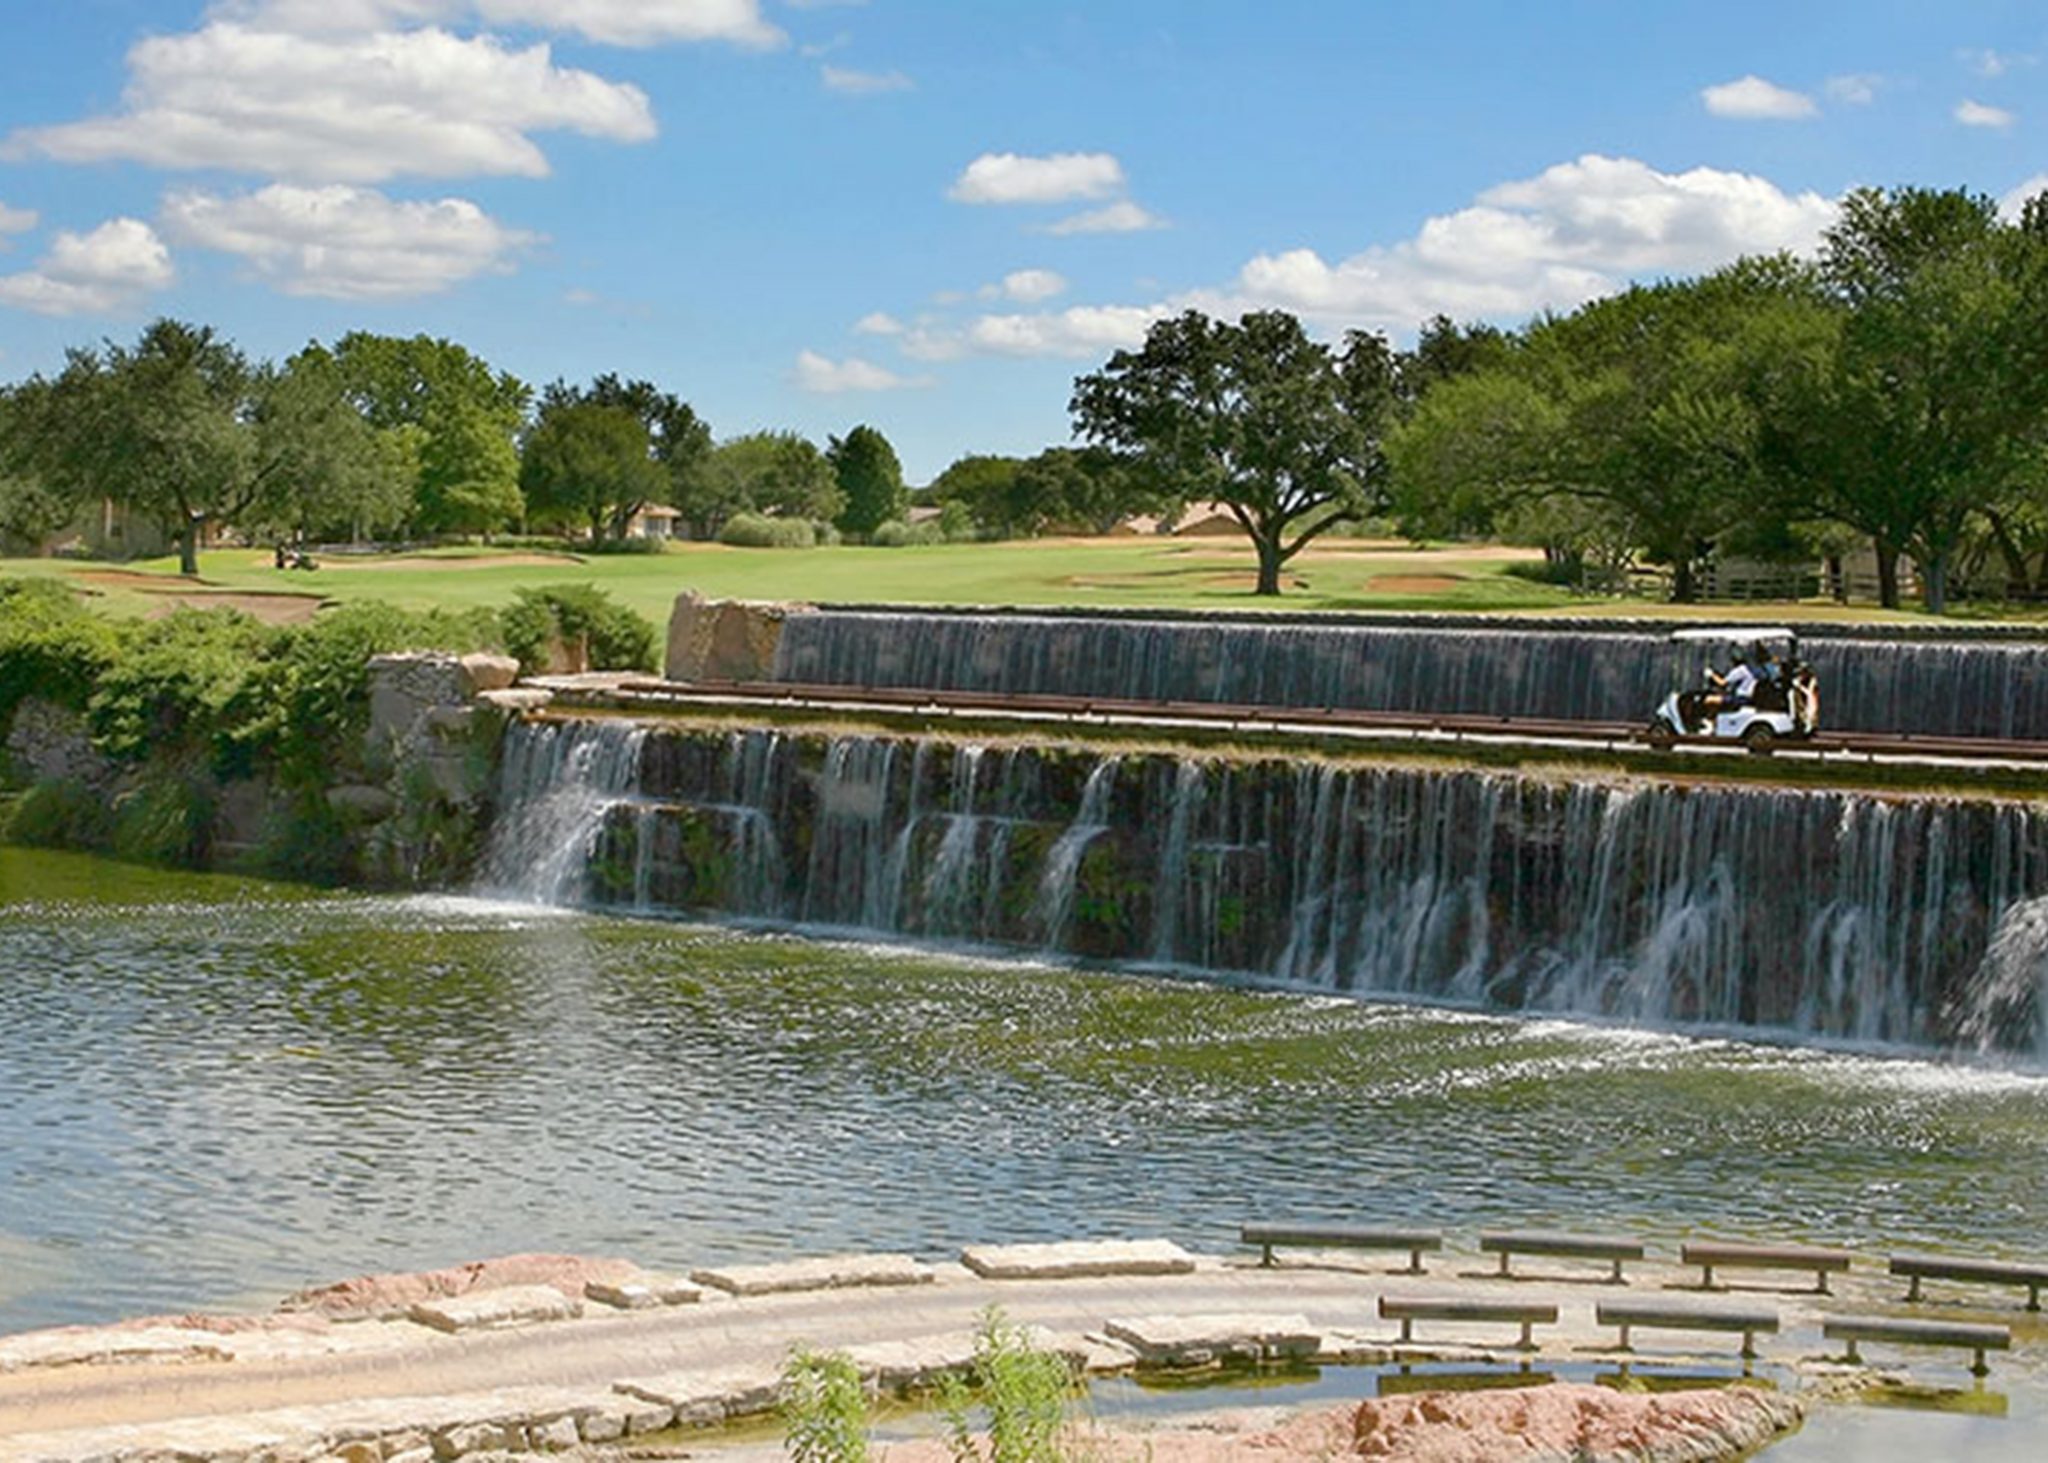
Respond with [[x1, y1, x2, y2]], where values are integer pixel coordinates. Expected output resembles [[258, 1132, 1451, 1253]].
[[773, 611, 2048, 739], [481, 718, 648, 903], [494, 717, 2048, 1058]]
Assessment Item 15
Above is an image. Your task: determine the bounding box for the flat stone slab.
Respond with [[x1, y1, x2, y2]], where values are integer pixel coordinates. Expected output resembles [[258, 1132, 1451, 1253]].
[[1103, 1313, 1320, 1365], [615, 1362, 783, 1425], [689, 1251, 932, 1296], [407, 1284, 582, 1333], [584, 1271, 703, 1309], [0, 1325, 234, 1372], [960, 1238, 1197, 1280]]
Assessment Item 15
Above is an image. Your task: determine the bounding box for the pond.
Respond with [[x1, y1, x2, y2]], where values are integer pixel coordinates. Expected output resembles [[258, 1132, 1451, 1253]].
[[4, 845, 2044, 1347]]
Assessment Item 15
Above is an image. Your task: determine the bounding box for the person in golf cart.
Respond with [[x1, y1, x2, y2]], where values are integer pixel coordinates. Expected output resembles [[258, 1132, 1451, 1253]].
[[1649, 629, 1816, 752]]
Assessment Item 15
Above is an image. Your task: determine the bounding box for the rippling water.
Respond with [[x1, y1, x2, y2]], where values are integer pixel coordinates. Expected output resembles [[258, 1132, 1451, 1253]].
[[3, 847, 2046, 1334]]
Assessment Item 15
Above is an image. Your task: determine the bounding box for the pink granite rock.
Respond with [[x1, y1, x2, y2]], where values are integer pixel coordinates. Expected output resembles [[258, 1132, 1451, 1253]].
[[277, 1253, 647, 1320]]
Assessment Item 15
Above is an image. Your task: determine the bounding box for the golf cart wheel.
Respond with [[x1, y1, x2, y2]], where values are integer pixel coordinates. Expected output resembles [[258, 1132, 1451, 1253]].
[[1645, 722, 1676, 751], [1742, 724, 1778, 757]]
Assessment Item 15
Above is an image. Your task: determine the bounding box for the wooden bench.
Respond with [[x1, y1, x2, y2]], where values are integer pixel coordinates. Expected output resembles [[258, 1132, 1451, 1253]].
[[1823, 1316, 2011, 1377], [1480, 1230, 1644, 1283], [1379, 1294, 1558, 1350], [1239, 1222, 1443, 1274], [1682, 1241, 1852, 1293], [1595, 1301, 1780, 1360], [1890, 1252, 2048, 1312]]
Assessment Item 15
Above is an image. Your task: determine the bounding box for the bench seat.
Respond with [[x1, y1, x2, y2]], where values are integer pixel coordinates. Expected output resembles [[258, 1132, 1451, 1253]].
[[1240, 1222, 1443, 1273], [1890, 1252, 2048, 1311], [1681, 1241, 1852, 1293], [1595, 1302, 1780, 1359], [1823, 1315, 2011, 1377], [1480, 1230, 1644, 1283], [1379, 1294, 1558, 1350]]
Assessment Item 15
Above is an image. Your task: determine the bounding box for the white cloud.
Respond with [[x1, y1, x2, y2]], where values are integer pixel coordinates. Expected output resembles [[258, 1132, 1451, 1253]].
[[822, 65, 912, 94], [1960, 47, 2034, 78], [948, 152, 1125, 205], [213, 1, 786, 48], [1701, 75, 1818, 120], [964, 304, 1168, 358], [1042, 200, 1168, 235], [163, 184, 534, 298], [854, 311, 904, 335], [2003, 175, 2048, 218], [792, 349, 927, 393], [986, 268, 1067, 303], [0, 201, 36, 238], [0, 218, 173, 316], [899, 154, 1843, 363], [1956, 98, 2016, 129], [1824, 73, 1881, 105], [6, 23, 656, 183]]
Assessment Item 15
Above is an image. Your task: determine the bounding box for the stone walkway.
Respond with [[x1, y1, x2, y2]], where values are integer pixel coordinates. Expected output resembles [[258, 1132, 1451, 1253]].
[[0, 1240, 2036, 1460]]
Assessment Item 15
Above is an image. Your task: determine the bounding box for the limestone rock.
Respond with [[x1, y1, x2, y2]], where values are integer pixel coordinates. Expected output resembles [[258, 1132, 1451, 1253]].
[[280, 1253, 644, 1320], [477, 687, 554, 715], [4, 696, 114, 790], [406, 1285, 583, 1334], [1348, 1382, 1804, 1462], [665, 592, 809, 683], [584, 1272, 702, 1309], [960, 1238, 1197, 1280], [690, 1251, 933, 1296], [459, 653, 520, 694], [616, 1362, 781, 1423], [1103, 1313, 1320, 1365], [327, 784, 397, 825]]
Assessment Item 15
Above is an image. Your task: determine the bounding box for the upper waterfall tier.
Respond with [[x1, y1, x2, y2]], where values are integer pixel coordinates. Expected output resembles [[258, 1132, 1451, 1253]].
[[773, 612, 2048, 739], [485, 718, 2048, 1059]]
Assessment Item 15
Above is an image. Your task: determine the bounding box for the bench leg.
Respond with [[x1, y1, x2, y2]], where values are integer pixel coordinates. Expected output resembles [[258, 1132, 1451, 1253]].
[[2029, 1284, 2040, 1314], [1815, 1269, 1831, 1295], [1615, 1323, 1632, 1352], [1398, 1318, 1413, 1345], [1972, 1348, 1989, 1378], [1516, 1320, 1534, 1351], [1261, 1244, 1274, 1267], [1406, 1248, 1425, 1276], [1700, 1265, 1716, 1290], [1904, 1275, 1922, 1302], [1740, 1330, 1758, 1361], [1609, 1258, 1625, 1285], [1497, 1252, 1512, 1278], [1843, 1338, 1862, 1365]]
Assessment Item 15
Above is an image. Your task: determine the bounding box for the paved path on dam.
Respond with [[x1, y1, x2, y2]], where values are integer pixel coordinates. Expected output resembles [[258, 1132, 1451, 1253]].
[[3, 1244, 2040, 1458]]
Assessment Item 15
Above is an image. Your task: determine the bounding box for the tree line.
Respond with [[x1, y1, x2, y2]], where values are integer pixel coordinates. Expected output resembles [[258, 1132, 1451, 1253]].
[[0, 326, 911, 575]]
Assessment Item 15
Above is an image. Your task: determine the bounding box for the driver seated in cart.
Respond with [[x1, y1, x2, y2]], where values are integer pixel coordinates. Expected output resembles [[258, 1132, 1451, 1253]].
[[1701, 647, 1759, 717]]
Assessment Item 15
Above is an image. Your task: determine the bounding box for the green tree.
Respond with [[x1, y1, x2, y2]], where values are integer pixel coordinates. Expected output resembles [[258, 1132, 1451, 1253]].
[[828, 423, 907, 536], [703, 431, 843, 529], [245, 351, 398, 546], [929, 453, 1025, 536], [36, 320, 266, 576], [520, 398, 667, 541], [1763, 186, 2048, 611], [1072, 309, 1396, 595], [0, 380, 86, 553], [1015, 445, 1164, 535], [559, 373, 713, 536], [418, 398, 523, 536]]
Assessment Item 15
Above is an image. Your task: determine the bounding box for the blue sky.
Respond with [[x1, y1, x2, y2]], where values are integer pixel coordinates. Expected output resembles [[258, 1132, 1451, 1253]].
[[0, 1, 2042, 482]]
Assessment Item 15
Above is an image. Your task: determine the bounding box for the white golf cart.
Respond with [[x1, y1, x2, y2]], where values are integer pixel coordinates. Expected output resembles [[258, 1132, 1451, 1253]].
[[1644, 627, 1819, 755]]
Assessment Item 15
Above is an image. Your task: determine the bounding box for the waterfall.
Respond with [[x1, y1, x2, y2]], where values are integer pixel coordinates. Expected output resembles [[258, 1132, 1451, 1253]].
[[489, 718, 2048, 1058], [481, 718, 648, 904], [773, 612, 2048, 739]]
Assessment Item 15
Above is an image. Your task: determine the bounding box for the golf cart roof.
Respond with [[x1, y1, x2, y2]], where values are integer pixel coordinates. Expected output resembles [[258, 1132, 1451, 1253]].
[[1668, 626, 1798, 643]]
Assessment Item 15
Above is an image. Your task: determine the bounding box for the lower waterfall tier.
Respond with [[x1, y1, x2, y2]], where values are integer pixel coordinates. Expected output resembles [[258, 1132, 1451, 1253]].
[[485, 719, 2048, 1058]]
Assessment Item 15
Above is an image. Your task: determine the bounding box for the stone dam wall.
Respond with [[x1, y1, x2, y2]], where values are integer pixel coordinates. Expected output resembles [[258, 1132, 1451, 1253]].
[[485, 718, 2048, 1057]]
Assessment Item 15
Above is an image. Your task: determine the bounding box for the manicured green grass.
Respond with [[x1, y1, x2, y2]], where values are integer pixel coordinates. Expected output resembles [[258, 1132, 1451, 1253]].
[[0, 536, 2000, 625]]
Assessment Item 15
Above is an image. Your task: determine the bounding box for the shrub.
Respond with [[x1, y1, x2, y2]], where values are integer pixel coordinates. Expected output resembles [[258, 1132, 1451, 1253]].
[[4, 778, 112, 851], [87, 609, 275, 771], [500, 583, 656, 674], [936, 1309, 1081, 1463], [870, 519, 948, 548], [938, 501, 977, 542], [781, 1348, 870, 1463], [0, 578, 126, 730], [584, 533, 670, 555], [720, 512, 818, 549], [110, 776, 214, 867]]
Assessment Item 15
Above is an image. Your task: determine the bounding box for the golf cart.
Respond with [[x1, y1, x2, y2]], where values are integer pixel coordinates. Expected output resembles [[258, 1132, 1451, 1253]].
[[1645, 627, 1819, 755]]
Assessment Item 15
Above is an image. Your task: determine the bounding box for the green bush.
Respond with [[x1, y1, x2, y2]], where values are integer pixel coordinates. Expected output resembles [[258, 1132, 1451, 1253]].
[[250, 790, 357, 884], [87, 609, 274, 772], [584, 534, 670, 555], [720, 512, 818, 549], [499, 583, 656, 674], [5, 778, 112, 851], [937, 1309, 1081, 1463], [0, 578, 126, 730], [870, 519, 948, 548], [781, 1348, 870, 1463], [110, 776, 214, 866]]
